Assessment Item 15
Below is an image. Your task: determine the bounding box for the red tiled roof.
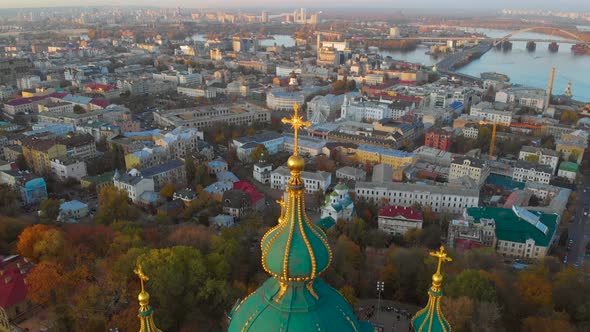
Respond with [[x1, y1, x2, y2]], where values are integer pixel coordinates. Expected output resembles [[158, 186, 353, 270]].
[[5, 95, 47, 106], [378, 205, 423, 221], [85, 83, 116, 92], [233, 180, 264, 204], [90, 99, 109, 108], [49, 92, 69, 99], [0, 255, 33, 309]]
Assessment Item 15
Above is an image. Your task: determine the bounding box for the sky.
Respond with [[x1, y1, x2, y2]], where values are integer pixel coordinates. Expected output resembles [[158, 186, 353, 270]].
[[0, 0, 589, 11]]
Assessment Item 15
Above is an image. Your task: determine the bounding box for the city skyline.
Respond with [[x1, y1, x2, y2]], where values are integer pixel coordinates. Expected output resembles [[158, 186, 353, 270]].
[[1, 0, 590, 11]]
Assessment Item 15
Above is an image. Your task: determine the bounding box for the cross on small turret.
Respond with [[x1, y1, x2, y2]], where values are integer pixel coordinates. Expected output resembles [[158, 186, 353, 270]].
[[281, 103, 311, 156], [134, 263, 149, 293], [430, 246, 452, 275]]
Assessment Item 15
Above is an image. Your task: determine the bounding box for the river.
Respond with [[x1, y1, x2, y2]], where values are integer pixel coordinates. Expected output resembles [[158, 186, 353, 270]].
[[381, 29, 590, 102]]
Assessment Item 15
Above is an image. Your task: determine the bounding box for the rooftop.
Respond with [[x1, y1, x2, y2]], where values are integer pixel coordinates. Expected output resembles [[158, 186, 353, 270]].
[[379, 205, 423, 220]]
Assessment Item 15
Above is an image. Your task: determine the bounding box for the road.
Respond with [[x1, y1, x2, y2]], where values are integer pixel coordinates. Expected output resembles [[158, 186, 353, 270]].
[[567, 173, 590, 267]]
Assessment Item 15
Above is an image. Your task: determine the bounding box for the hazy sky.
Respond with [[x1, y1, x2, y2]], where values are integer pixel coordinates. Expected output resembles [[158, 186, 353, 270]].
[[1, 0, 589, 10]]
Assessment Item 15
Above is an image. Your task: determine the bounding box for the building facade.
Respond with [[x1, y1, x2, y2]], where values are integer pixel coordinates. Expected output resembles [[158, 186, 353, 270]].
[[378, 205, 423, 236]]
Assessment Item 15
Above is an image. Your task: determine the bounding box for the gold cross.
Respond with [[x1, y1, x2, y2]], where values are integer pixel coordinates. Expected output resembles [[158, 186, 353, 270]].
[[281, 103, 311, 156], [134, 263, 149, 293], [429, 246, 452, 275]]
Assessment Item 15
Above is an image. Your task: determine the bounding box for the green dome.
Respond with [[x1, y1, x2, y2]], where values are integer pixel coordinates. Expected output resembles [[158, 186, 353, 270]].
[[412, 288, 451, 332], [228, 278, 373, 332], [261, 191, 331, 281]]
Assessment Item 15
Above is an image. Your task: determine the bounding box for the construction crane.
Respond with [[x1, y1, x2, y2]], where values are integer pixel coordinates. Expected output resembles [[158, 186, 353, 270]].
[[478, 120, 547, 160]]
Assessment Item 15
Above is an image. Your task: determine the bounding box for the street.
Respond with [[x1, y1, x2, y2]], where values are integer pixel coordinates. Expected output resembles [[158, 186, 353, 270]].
[[567, 174, 590, 267]]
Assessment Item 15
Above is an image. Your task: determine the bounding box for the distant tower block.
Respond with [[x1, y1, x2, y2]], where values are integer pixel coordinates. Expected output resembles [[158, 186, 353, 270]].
[[565, 80, 573, 98]]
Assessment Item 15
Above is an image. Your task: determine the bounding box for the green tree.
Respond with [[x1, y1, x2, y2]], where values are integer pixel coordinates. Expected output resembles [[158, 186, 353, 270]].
[[95, 186, 135, 224], [0, 184, 19, 216], [73, 104, 86, 114], [185, 155, 196, 185], [39, 198, 61, 221], [560, 109, 578, 125], [447, 269, 497, 302], [250, 144, 269, 162]]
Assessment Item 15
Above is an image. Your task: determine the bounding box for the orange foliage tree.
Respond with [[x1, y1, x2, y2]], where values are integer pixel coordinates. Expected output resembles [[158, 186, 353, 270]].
[[17, 225, 64, 263]]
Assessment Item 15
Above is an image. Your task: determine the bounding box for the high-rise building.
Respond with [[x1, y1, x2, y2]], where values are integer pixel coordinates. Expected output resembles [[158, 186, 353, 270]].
[[261, 10, 268, 23], [227, 104, 373, 332]]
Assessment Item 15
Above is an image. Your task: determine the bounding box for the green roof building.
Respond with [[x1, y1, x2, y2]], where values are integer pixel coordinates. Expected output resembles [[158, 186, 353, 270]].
[[227, 105, 373, 332], [465, 206, 558, 259]]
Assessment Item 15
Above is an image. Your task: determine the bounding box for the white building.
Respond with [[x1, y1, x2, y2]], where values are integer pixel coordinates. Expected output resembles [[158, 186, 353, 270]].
[[355, 181, 479, 214], [271, 166, 331, 193], [470, 103, 512, 126], [177, 85, 217, 99], [321, 183, 355, 222], [378, 205, 423, 236], [50, 158, 87, 181], [557, 162, 578, 183], [449, 156, 490, 185], [266, 91, 305, 111], [253, 163, 272, 184], [155, 126, 204, 160], [113, 170, 156, 203], [336, 166, 366, 182], [512, 161, 552, 184], [462, 123, 479, 139], [307, 94, 345, 124], [518, 146, 560, 174], [58, 200, 89, 221]]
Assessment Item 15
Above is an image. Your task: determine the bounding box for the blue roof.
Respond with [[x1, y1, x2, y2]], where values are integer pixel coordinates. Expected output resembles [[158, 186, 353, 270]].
[[62, 94, 93, 104], [216, 171, 239, 183], [204, 181, 234, 194], [357, 144, 415, 158], [208, 160, 228, 168], [123, 129, 161, 137], [60, 200, 88, 211], [449, 101, 464, 110]]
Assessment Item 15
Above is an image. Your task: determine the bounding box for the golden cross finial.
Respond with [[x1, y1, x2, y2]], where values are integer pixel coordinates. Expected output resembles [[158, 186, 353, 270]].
[[281, 103, 311, 156], [134, 263, 149, 293], [429, 246, 452, 275]]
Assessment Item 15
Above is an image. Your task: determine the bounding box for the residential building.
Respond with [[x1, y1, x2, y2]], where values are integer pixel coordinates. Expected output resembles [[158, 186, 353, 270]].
[[424, 129, 453, 151], [336, 166, 366, 182], [321, 183, 355, 222], [21, 137, 67, 174], [113, 170, 156, 203], [372, 164, 393, 183], [253, 163, 272, 183], [356, 145, 415, 169], [139, 159, 186, 190], [153, 103, 271, 130], [518, 146, 560, 174], [0, 58, 32, 85], [378, 205, 423, 236], [355, 181, 479, 214], [50, 158, 87, 180], [222, 190, 251, 219], [80, 172, 114, 193], [0, 170, 48, 205], [557, 162, 578, 183], [38, 102, 74, 114], [177, 85, 217, 99], [207, 160, 229, 175], [462, 123, 479, 139], [0, 255, 35, 320], [155, 126, 204, 160], [283, 134, 327, 157], [124, 147, 168, 170], [59, 133, 96, 160], [173, 188, 197, 206], [271, 166, 331, 193], [233, 132, 284, 162], [470, 107, 512, 126], [233, 181, 265, 212], [307, 94, 345, 124], [556, 130, 588, 164], [512, 160, 552, 184], [447, 218, 497, 250], [58, 200, 89, 221], [449, 156, 490, 185], [463, 206, 557, 259]]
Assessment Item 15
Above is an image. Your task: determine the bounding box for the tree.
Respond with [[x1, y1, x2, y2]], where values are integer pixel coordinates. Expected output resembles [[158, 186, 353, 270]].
[[568, 150, 580, 163], [0, 184, 18, 216], [26, 261, 68, 304], [39, 198, 61, 221], [442, 296, 475, 332], [185, 155, 196, 185], [16, 154, 28, 170], [447, 269, 497, 302], [515, 271, 553, 309], [250, 144, 269, 163], [73, 104, 86, 114], [522, 314, 575, 332], [560, 109, 578, 125], [160, 183, 175, 201], [525, 154, 540, 163], [95, 186, 135, 224], [339, 285, 358, 307], [17, 225, 64, 263]]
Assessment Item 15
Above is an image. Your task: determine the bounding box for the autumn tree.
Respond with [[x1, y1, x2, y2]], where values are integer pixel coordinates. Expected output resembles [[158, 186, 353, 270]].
[[160, 183, 176, 201], [249, 144, 269, 163], [0, 184, 18, 216], [515, 271, 553, 309], [26, 261, 68, 304], [17, 225, 64, 263], [95, 185, 136, 224], [185, 155, 196, 185], [522, 313, 576, 332], [447, 269, 497, 302], [39, 198, 61, 221], [560, 109, 579, 125], [442, 296, 475, 332], [73, 104, 86, 114]]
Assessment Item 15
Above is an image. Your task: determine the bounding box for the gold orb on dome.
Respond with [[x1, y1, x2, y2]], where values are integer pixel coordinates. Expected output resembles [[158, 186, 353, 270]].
[[287, 155, 305, 171], [432, 273, 443, 284], [138, 291, 150, 304]]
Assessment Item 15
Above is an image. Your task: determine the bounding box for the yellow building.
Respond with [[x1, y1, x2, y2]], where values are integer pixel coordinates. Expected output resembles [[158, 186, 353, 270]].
[[21, 138, 67, 174], [356, 144, 415, 169]]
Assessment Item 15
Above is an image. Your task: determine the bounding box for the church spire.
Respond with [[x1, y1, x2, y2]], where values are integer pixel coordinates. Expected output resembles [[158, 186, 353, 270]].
[[135, 264, 162, 332], [412, 246, 452, 332]]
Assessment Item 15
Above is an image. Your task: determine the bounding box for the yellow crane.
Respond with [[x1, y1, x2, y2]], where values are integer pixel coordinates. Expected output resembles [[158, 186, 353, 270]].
[[479, 120, 500, 161]]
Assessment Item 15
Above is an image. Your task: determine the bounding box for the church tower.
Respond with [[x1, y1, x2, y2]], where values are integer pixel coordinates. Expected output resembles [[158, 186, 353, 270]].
[[564, 80, 572, 98], [411, 246, 453, 332], [227, 104, 373, 332], [135, 264, 162, 332]]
